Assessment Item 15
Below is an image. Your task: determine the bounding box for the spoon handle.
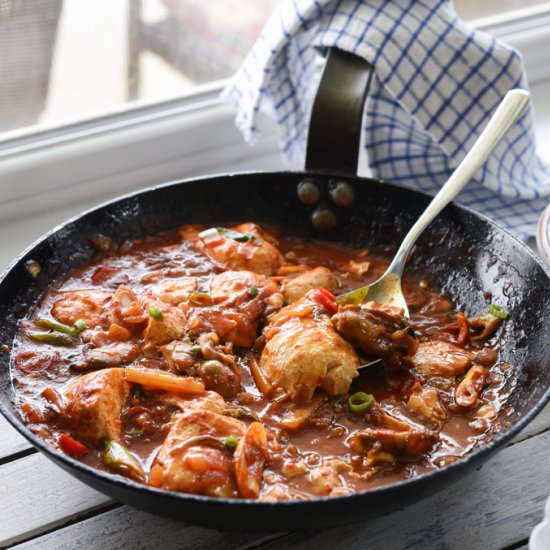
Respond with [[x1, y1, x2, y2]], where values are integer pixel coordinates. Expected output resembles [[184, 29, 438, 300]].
[[386, 88, 531, 277]]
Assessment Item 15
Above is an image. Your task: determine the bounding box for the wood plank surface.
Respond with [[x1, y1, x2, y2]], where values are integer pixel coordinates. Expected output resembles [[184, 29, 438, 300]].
[[10, 429, 550, 550], [0, 415, 31, 461], [12, 507, 282, 550], [0, 454, 111, 547]]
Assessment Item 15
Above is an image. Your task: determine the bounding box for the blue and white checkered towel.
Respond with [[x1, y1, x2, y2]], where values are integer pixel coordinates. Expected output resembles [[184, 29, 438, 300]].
[[223, 0, 550, 239]]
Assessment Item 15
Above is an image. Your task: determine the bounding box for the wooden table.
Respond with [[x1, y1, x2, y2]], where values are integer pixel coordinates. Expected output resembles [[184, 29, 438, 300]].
[[1, 401, 548, 549]]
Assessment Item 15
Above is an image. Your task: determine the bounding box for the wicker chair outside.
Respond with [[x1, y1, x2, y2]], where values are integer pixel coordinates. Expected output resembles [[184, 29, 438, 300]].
[[0, 0, 63, 132], [127, 0, 276, 100]]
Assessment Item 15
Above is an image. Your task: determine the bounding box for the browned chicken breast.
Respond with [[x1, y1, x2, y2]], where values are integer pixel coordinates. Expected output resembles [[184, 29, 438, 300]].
[[280, 266, 337, 304], [152, 277, 197, 306], [180, 223, 284, 275], [153, 408, 245, 498], [52, 290, 112, 329], [64, 368, 129, 443], [139, 292, 186, 351], [260, 290, 360, 404]]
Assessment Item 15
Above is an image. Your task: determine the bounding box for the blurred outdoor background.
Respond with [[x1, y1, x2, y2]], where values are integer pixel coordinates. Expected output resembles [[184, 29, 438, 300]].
[[0, 0, 547, 139]]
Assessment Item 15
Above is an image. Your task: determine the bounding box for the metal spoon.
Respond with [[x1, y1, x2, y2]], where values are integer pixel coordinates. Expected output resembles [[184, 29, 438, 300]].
[[338, 88, 531, 367]]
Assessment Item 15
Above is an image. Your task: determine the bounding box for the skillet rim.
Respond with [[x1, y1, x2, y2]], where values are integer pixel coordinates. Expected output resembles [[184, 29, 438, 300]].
[[1, 168, 549, 514]]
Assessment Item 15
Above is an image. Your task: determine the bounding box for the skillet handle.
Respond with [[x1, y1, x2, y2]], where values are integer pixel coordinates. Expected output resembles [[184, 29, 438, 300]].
[[305, 48, 374, 176]]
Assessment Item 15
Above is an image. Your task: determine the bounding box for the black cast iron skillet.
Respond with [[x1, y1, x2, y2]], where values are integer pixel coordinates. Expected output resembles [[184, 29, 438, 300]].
[[1, 50, 550, 531]]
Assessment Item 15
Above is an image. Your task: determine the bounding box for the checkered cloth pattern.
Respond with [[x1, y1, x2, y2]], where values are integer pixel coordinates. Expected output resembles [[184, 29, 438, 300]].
[[223, 0, 550, 239]]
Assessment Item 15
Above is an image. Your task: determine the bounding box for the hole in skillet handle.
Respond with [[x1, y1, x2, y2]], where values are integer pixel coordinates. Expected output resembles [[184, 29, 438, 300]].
[[302, 48, 374, 232]]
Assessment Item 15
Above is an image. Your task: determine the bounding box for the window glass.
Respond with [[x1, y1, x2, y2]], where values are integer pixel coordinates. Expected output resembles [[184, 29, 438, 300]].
[[0, 0, 546, 139]]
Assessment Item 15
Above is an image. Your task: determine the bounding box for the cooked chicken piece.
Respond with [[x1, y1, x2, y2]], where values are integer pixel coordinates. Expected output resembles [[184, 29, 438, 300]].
[[64, 368, 129, 442], [207, 270, 279, 346], [164, 333, 240, 397], [281, 267, 337, 304], [159, 390, 226, 414], [346, 260, 371, 276], [407, 384, 447, 428], [139, 293, 185, 351], [260, 290, 360, 404], [366, 403, 417, 432], [234, 422, 269, 498], [332, 302, 418, 367], [153, 408, 245, 497], [194, 333, 241, 397], [180, 223, 284, 275], [308, 462, 350, 496], [347, 427, 436, 457], [196, 332, 236, 367], [152, 277, 197, 306], [84, 341, 141, 368], [109, 286, 148, 328], [186, 307, 238, 341], [412, 341, 474, 378], [52, 290, 111, 329], [196, 360, 241, 397], [161, 340, 199, 373]]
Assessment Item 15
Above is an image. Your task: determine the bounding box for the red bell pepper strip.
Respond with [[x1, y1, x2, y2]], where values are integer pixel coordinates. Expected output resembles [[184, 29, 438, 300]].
[[312, 288, 338, 315], [59, 433, 88, 458]]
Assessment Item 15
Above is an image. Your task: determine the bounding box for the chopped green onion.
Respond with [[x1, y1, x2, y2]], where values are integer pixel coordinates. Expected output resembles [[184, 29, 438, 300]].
[[148, 307, 163, 320], [74, 319, 87, 333], [30, 331, 75, 346], [348, 392, 375, 414], [216, 227, 255, 243], [248, 286, 258, 298], [189, 292, 213, 307], [337, 286, 369, 306], [36, 318, 84, 338], [198, 227, 220, 240], [127, 428, 144, 436], [189, 345, 202, 356], [102, 439, 145, 481], [224, 435, 240, 450], [489, 303, 509, 319]]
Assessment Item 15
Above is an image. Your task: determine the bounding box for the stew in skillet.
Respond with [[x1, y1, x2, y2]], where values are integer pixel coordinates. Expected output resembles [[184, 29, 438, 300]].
[[10, 222, 512, 500]]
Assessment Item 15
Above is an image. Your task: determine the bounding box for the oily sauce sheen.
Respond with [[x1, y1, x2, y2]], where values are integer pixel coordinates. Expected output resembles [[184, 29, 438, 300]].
[[10, 223, 512, 500]]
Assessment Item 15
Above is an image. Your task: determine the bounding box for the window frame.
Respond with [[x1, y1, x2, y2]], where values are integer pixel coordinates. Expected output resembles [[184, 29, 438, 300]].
[[0, 6, 549, 224]]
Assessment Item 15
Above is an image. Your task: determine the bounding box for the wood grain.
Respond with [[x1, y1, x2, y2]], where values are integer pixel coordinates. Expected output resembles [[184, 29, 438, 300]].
[[9, 430, 550, 550], [12, 506, 282, 550], [0, 453, 111, 547], [0, 414, 31, 461]]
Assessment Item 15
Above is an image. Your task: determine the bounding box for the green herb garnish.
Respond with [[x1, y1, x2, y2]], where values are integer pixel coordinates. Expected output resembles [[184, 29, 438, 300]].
[[224, 435, 240, 450], [488, 303, 509, 319], [348, 392, 375, 414], [217, 227, 255, 243], [148, 307, 163, 320]]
